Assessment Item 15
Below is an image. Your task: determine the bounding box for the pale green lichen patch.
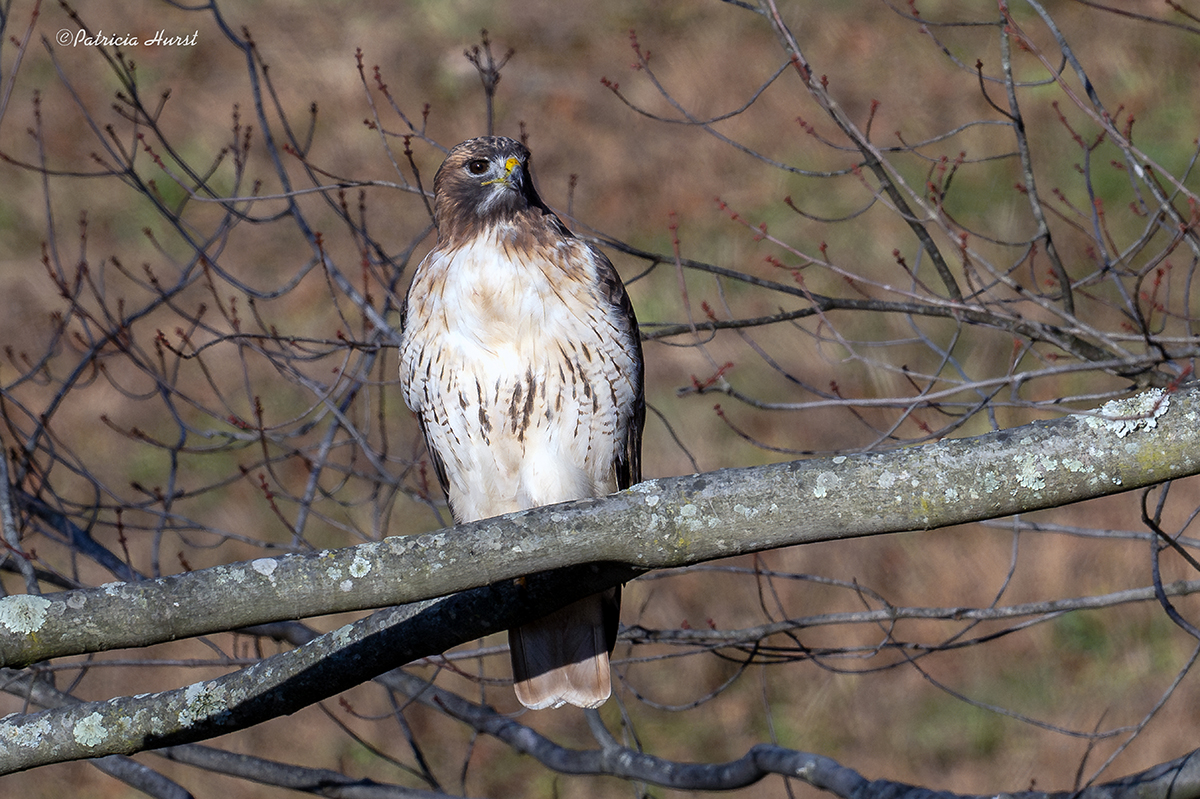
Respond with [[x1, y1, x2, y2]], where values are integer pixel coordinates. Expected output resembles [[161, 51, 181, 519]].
[[349, 553, 372, 578], [251, 558, 278, 583], [331, 624, 354, 647], [1062, 457, 1090, 473], [418, 532, 450, 565], [1014, 449, 1057, 492], [812, 471, 841, 499], [675, 503, 717, 532], [178, 681, 229, 728], [0, 594, 52, 634], [4, 713, 50, 748], [72, 712, 107, 747], [733, 503, 759, 519], [1079, 388, 1170, 438]]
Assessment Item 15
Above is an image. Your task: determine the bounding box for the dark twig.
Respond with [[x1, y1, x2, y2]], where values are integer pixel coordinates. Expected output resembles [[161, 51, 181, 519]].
[[463, 30, 513, 137]]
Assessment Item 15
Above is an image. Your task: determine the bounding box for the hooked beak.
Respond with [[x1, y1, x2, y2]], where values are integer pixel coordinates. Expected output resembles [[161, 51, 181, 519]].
[[483, 156, 522, 190]]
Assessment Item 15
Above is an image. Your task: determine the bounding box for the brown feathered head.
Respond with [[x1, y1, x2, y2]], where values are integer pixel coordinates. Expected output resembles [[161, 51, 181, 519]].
[[431, 136, 559, 244]]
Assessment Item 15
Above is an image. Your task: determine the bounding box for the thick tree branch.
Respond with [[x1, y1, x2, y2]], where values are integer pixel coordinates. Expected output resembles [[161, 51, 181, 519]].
[[0, 653, 459, 795], [0, 387, 1195, 771], [0, 562, 637, 773], [0, 386, 1196, 672]]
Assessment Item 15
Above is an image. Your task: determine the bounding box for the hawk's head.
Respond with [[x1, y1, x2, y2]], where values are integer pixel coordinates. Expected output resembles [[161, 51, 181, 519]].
[[432, 137, 555, 243]]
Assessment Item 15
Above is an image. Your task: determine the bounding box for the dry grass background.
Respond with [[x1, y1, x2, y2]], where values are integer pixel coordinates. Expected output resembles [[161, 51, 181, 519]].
[[2, 0, 1200, 796]]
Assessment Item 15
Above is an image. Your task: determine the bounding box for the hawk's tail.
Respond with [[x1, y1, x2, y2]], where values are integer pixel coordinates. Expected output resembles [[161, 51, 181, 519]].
[[510, 588, 620, 710]]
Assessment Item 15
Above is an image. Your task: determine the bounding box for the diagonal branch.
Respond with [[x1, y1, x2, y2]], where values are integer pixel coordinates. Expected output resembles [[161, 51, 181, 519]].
[[0, 562, 637, 773], [1, 386, 1197, 672], [0, 386, 1195, 769]]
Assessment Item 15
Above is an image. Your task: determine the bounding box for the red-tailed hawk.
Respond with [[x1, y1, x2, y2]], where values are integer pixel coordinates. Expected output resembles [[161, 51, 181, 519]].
[[399, 136, 645, 709]]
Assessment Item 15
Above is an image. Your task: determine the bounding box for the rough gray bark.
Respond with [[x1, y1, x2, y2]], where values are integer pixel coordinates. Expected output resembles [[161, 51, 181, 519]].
[[0, 564, 634, 772], [0, 385, 1196, 772], [1, 386, 1192, 669]]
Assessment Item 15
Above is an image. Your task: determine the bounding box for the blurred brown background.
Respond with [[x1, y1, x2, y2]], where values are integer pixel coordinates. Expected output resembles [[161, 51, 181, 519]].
[[2, 0, 1200, 796]]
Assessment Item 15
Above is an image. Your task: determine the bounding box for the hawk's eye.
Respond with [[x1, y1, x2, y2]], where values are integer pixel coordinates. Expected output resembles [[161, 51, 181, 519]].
[[466, 159, 490, 176]]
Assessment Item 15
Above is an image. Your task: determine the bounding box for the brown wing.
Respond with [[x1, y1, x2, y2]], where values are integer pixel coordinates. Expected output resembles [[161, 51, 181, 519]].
[[591, 242, 645, 491], [415, 414, 452, 504], [401, 277, 454, 509]]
